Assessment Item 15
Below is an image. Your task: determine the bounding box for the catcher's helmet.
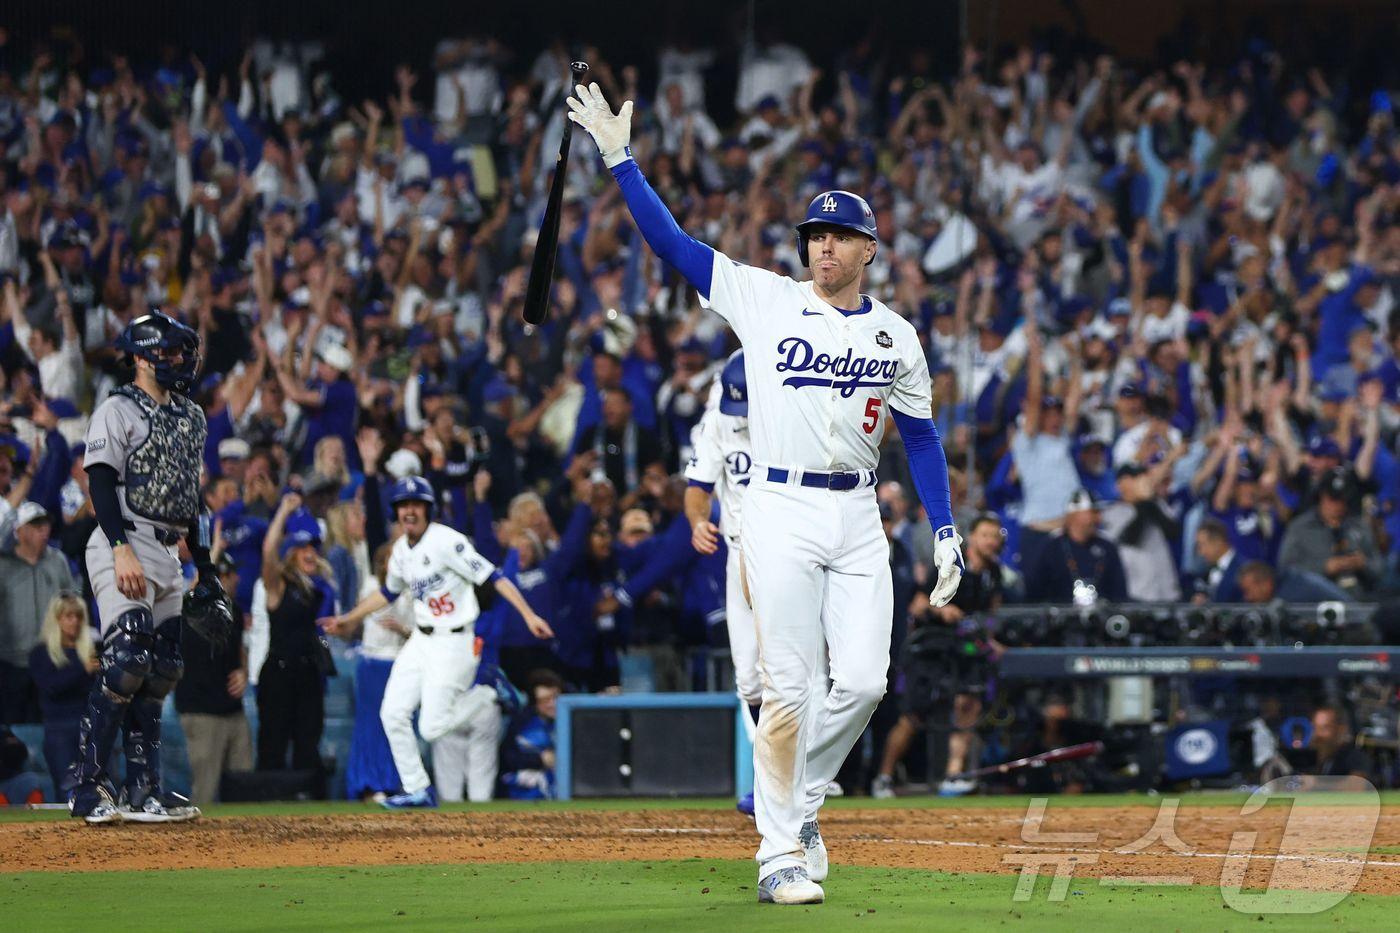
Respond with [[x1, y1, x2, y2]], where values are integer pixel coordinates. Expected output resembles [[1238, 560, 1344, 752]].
[[115, 310, 202, 393], [389, 475, 435, 515], [719, 350, 747, 417], [794, 190, 878, 267]]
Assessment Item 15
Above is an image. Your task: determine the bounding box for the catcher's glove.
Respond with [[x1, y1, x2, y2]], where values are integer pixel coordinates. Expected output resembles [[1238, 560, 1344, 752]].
[[184, 570, 236, 650]]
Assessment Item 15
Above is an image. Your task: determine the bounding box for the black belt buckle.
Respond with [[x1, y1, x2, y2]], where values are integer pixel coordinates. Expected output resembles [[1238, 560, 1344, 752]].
[[827, 472, 858, 491]]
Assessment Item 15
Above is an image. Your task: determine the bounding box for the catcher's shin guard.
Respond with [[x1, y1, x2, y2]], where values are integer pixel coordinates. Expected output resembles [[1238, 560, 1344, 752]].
[[123, 618, 184, 808], [71, 609, 154, 813]]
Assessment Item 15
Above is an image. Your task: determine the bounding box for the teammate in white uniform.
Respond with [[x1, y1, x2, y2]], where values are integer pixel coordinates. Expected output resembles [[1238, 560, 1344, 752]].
[[568, 83, 965, 905], [685, 351, 758, 735], [323, 476, 553, 808]]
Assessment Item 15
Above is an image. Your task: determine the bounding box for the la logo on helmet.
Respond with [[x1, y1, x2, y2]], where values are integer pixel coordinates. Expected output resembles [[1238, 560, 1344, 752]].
[[820, 194, 839, 212]]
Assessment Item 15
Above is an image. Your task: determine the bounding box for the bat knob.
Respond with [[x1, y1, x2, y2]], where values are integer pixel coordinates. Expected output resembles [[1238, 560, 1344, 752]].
[[570, 61, 590, 80]]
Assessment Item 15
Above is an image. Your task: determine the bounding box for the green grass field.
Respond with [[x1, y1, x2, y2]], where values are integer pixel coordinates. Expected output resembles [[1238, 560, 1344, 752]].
[[4, 792, 1396, 930], [3, 860, 1392, 931]]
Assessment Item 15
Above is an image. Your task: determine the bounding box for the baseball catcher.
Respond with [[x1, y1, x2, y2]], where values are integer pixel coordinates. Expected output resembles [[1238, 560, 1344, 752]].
[[69, 310, 232, 823]]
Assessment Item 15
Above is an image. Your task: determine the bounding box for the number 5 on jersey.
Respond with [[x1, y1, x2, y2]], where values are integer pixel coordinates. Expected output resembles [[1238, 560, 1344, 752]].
[[862, 398, 883, 434]]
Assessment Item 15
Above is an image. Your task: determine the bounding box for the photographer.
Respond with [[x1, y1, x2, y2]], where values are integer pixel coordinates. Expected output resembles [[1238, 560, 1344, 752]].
[[1025, 490, 1128, 604], [872, 514, 1006, 798], [1278, 468, 1382, 598]]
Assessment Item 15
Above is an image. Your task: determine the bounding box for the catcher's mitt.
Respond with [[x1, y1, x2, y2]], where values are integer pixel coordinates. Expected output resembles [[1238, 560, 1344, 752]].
[[184, 570, 236, 650]]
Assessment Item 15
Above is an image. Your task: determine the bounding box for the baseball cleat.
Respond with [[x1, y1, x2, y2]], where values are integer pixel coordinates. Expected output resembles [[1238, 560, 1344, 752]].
[[871, 774, 896, 799], [83, 799, 122, 824], [938, 778, 977, 797], [758, 866, 824, 905], [121, 792, 201, 823], [382, 786, 438, 809], [800, 819, 828, 882], [736, 792, 755, 816]]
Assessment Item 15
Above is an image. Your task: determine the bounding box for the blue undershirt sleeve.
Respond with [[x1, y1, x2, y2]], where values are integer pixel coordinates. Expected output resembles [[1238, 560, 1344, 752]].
[[890, 409, 955, 531], [610, 159, 714, 299]]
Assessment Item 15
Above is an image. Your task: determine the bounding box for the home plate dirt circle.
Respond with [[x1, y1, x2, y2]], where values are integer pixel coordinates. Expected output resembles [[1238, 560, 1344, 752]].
[[6, 804, 1400, 895]]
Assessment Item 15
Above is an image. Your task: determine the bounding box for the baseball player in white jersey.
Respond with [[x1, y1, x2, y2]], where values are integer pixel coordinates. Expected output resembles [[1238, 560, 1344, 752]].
[[324, 476, 553, 807], [685, 351, 758, 733], [569, 83, 965, 905]]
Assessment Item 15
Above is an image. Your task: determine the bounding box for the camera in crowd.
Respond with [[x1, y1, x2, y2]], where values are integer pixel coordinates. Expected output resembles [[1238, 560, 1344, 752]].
[[986, 602, 1379, 649]]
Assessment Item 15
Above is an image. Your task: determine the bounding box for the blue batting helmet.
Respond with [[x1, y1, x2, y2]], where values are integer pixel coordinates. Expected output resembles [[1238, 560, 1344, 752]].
[[719, 351, 747, 417], [389, 476, 435, 514], [114, 310, 202, 393], [794, 190, 879, 267]]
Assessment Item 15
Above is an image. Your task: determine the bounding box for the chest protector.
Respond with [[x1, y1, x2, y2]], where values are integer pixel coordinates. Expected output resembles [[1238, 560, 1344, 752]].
[[114, 384, 207, 526]]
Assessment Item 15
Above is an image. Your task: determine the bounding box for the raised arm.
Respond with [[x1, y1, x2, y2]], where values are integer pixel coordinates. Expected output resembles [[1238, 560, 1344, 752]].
[[566, 83, 715, 300]]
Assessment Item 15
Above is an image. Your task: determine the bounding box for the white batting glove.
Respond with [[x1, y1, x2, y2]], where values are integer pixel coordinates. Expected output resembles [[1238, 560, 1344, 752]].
[[566, 82, 633, 168], [928, 525, 965, 608]]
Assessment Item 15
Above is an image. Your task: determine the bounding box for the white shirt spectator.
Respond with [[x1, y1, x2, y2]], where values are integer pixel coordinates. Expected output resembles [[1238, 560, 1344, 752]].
[[655, 86, 722, 155], [1112, 421, 1183, 469], [355, 165, 406, 229], [13, 313, 83, 402], [735, 43, 812, 114], [658, 45, 715, 109], [1137, 301, 1191, 344]]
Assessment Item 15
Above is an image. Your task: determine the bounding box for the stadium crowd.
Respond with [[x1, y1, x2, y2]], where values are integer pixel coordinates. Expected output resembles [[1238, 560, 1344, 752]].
[[0, 23, 1398, 802]]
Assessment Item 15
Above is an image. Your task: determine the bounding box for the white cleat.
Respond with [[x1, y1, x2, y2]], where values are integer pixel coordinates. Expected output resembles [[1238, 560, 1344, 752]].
[[120, 792, 201, 823], [83, 799, 122, 825], [800, 819, 828, 883], [757, 866, 825, 905], [871, 774, 896, 799]]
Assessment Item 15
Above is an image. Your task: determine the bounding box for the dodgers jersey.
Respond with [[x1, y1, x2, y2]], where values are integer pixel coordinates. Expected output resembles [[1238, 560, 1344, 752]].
[[385, 523, 496, 632], [685, 405, 753, 545], [699, 252, 932, 471]]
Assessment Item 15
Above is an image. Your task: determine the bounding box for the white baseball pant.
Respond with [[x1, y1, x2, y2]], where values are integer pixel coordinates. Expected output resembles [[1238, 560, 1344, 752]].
[[727, 543, 762, 738], [741, 478, 892, 878], [380, 629, 482, 795], [432, 685, 502, 802]]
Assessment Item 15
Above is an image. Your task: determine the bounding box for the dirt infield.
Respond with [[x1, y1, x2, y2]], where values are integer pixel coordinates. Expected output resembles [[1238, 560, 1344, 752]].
[[6, 803, 1400, 895]]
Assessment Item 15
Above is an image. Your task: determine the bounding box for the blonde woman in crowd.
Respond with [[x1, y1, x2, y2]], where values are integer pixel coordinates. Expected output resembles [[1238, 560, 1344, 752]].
[[28, 593, 97, 799]]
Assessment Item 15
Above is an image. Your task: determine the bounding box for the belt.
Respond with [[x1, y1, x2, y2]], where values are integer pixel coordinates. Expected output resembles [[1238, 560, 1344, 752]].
[[124, 520, 182, 546], [417, 624, 466, 635], [763, 466, 878, 492]]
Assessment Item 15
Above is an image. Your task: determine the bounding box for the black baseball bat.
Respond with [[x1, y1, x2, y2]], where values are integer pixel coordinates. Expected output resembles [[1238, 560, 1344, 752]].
[[522, 60, 589, 326]]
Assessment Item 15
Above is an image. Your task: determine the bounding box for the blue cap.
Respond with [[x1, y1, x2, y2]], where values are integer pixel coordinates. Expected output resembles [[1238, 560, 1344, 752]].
[[719, 351, 747, 417], [1106, 297, 1132, 318], [362, 300, 389, 317], [1308, 435, 1342, 459], [1372, 90, 1393, 115], [274, 504, 319, 554], [279, 527, 322, 558], [482, 378, 516, 404], [755, 95, 781, 111], [389, 475, 435, 509], [45, 398, 79, 419], [1317, 384, 1350, 403], [980, 316, 1015, 338], [794, 190, 878, 268], [210, 267, 241, 291], [0, 434, 32, 466]]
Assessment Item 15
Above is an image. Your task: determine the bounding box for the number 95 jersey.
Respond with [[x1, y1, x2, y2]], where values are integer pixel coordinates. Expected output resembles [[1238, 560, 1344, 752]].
[[385, 523, 497, 632], [699, 251, 932, 472]]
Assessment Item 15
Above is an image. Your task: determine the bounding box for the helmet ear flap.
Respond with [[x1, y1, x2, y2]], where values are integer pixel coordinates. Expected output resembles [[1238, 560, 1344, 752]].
[[796, 233, 809, 268]]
